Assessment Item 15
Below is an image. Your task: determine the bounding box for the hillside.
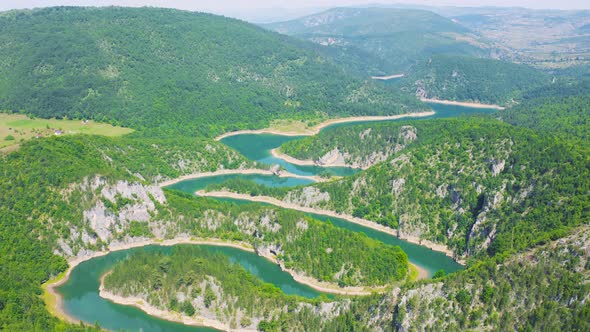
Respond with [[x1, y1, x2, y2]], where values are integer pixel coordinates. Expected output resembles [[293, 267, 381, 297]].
[[498, 79, 590, 146], [336, 226, 590, 331], [214, 117, 589, 261], [0, 7, 423, 137], [264, 7, 498, 73], [399, 55, 551, 105], [0, 132, 413, 329]]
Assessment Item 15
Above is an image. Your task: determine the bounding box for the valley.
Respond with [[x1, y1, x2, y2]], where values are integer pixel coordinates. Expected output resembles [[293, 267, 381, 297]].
[[0, 4, 587, 332]]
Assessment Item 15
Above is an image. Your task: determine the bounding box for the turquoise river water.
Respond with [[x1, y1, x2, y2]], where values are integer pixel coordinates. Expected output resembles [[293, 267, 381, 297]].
[[57, 103, 496, 331]]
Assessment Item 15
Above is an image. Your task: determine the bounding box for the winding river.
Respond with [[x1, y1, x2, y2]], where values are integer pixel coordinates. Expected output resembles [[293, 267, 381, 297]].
[[55, 103, 497, 331]]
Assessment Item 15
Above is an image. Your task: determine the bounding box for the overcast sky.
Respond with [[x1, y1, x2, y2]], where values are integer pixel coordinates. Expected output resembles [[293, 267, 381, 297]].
[[1, 1, 588, 22]]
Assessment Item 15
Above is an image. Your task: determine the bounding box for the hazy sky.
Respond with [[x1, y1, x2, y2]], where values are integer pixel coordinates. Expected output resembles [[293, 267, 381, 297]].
[[1, 1, 588, 22]]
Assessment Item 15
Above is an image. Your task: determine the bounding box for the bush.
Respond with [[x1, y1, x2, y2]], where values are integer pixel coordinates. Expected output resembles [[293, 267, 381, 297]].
[[4, 135, 15, 141]]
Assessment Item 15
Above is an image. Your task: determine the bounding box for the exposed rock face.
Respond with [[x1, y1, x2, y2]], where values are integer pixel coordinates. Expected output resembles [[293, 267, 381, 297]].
[[59, 177, 168, 257], [317, 147, 348, 167], [391, 178, 406, 196], [490, 159, 506, 176], [285, 186, 330, 207], [399, 126, 417, 143], [334, 126, 418, 169], [467, 185, 506, 255]]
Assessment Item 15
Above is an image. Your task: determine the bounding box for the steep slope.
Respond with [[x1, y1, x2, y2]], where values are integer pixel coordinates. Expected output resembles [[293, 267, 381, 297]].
[[498, 79, 590, 146], [0, 7, 423, 137], [216, 117, 589, 260], [264, 7, 498, 73], [0, 133, 413, 329], [399, 55, 551, 105], [340, 226, 590, 331]]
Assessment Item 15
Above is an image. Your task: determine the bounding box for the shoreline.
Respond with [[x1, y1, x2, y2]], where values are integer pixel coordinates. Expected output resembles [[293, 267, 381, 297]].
[[371, 73, 405, 80], [99, 271, 245, 332], [215, 111, 435, 141], [43, 238, 256, 326], [44, 236, 398, 326], [158, 168, 325, 187], [197, 190, 464, 265], [421, 98, 506, 110], [256, 250, 389, 296]]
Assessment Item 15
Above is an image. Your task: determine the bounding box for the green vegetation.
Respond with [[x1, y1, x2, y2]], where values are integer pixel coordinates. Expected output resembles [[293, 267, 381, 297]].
[[399, 55, 550, 105], [163, 191, 409, 286], [0, 130, 407, 332], [0, 113, 133, 150], [265, 7, 495, 73], [0, 134, 245, 330], [0, 6, 423, 138], [366, 227, 590, 331], [498, 80, 590, 147], [280, 123, 418, 168], [224, 117, 589, 261], [103, 247, 324, 330]]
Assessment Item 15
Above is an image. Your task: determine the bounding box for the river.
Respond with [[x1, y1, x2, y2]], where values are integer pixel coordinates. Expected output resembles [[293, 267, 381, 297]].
[[56, 103, 497, 331]]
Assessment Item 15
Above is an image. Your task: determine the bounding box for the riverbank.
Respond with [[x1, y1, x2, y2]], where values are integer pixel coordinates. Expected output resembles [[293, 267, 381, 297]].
[[256, 250, 389, 296], [158, 168, 325, 187], [196, 190, 464, 265], [42, 238, 255, 325], [44, 235, 400, 326], [421, 98, 506, 110], [99, 271, 245, 332], [215, 111, 435, 140], [371, 73, 405, 80]]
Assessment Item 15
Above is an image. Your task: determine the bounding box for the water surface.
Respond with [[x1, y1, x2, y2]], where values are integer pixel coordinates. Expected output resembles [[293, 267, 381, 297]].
[[61, 103, 495, 330]]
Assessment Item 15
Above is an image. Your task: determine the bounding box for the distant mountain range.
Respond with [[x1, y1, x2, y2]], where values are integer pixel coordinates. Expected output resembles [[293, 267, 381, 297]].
[[263, 7, 506, 73]]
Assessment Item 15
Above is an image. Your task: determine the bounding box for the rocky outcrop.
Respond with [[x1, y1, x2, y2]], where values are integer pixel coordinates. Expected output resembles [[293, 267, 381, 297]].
[[285, 187, 330, 208]]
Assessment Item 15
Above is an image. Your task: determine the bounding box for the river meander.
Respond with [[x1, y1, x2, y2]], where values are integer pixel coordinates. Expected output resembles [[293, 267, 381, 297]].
[[57, 103, 496, 331]]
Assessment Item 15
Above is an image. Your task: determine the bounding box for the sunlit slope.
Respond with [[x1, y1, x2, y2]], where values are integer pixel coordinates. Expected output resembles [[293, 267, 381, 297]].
[[0, 7, 422, 137]]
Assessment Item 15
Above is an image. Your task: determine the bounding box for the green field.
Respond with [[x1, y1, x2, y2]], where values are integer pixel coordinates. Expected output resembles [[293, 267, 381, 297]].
[[0, 113, 133, 151]]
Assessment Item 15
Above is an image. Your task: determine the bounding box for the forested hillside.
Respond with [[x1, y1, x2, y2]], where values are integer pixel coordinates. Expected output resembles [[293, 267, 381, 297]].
[[214, 117, 589, 261], [0, 7, 423, 137], [103, 247, 342, 331], [399, 55, 550, 105], [264, 7, 498, 73], [0, 131, 414, 329], [498, 79, 590, 146], [333, 226, 590, 331]]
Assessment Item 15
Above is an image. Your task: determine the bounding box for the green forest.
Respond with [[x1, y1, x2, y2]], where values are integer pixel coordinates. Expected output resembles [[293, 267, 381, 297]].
[[103, 247, 328, 330], [0, 6, 423, 138], [0, 5, 588, 332], [213, 116, 589, 260], [399, 55, 550, 105]]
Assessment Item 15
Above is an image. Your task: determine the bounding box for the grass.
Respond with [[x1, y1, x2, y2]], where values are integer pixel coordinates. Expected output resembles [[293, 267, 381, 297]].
[[0, 113, 133, 151], [268, 119, 318, 134], [40, 270, 69, 322], [408, 264, 420, 282]]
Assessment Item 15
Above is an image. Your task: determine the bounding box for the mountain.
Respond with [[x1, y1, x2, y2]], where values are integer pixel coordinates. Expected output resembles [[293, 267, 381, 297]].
[[399, 55, 551, 105], [263, 7, 500, 73], [341, 226, 590, 331], [0, 6, 422, 137], [224, 116, 589, 261]]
